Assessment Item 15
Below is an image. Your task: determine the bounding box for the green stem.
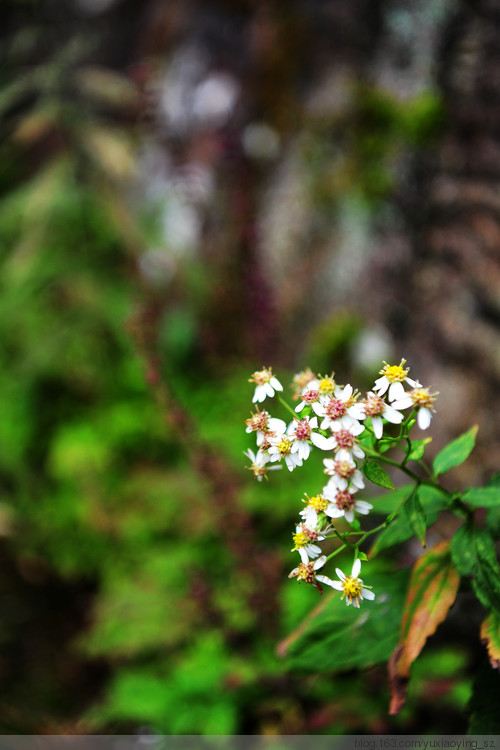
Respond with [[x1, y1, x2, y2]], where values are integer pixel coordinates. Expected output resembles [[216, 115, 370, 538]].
[[278, 396, 299, 419]]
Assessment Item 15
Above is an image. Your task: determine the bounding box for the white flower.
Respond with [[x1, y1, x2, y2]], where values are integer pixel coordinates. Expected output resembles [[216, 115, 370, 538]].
[[287, 416, 321, 460], [312, 384, 364, 429], [243, 448, 281, 481], [295, 383, 321, 413], [359, 391, 404, 439], [249, 367, 283, 403], [292, 514, 326, 563], [329, 420, 365, 459], [323, 449, 365, 491], [245, 410, 287, 447], [289, 554, 327, 593], [391, 385, 438, 430], [323, 485, 372, 524], [299, 493, 330, 526], [316, 558, 375, 608], [373, 359, 417, 402], [267, 423, 303, 471]]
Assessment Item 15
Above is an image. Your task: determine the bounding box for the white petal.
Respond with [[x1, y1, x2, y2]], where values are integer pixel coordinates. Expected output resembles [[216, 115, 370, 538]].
[[383, 406, 404, 424], [372, 416, 383, 439], [361, 588, 375, 600], [312, 402, 325, 416], [344, 510, 354, 523], [269, 418, 287, 434], [298, 548, 309, 563], [264, 382, 274, 398], [352, 558, 361, 577], [313, 555, 327, 570], [355, 501, 373, 515], [388, 382, 405, 401], [417, 408, 431, 430], [295, 401, 306, 413], [270, 377, 283, 391], [309, 416, 318, 428], [391, 395, 413, 410], [311, 432, 336, 451], [335, 568, 346, 581], [316, 575, 340, 589]]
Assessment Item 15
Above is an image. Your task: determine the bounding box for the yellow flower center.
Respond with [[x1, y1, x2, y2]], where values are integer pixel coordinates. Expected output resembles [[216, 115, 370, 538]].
[[249, 367, 272, 385], [318, 375, 335, 394], [277, 437, 293, 456], [410, 387, 437, 408], [292, 531, 309, 549], [308, 494, 329, 512], [342, 576, 363, 600], [380, 359, 409, 383]]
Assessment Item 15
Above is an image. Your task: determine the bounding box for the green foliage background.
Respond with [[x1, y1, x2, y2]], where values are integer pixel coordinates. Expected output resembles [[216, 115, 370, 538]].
[[0, 0, 489, 735]]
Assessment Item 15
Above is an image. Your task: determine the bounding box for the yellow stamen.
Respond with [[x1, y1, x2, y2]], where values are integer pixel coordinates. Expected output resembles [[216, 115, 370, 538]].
[[379, 359, 409, 383]]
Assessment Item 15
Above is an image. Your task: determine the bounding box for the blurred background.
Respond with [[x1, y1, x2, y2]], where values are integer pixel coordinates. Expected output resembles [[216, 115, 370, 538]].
[[1, 0, 500, 735]]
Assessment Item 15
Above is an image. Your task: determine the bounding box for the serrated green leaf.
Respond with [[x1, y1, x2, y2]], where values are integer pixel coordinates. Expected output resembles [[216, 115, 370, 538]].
[[451, 522, 500, 616], [480, 612, 500, 669], [462, 486, 500, 508], [407, 437, 432, 462], [389, 542, 460, 714], [279, 566, 410, 672], [371, 485, 450, 556], [404, 490, 427, 547], [432, 425, 478, 476], [363, 460, 396, 490]]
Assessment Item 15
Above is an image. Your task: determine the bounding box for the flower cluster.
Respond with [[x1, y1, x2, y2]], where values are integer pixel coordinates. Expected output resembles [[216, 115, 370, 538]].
[[245, 360, 438, 605]]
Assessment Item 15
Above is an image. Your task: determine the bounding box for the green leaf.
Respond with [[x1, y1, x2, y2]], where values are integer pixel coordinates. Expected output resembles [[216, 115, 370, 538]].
[[371, 485, 450, 556], [389, 541, 460, 714], [407, 437, 432, 462], [279, 566, 410, 672], [451, 522, 500, 616], [468, 661, 500, 733], [480, 612, 500, 669], [363, 460, 396, 490], [462, 486, 500, 508], [404, 490, 427, 548], [432, 425, 478, 476]]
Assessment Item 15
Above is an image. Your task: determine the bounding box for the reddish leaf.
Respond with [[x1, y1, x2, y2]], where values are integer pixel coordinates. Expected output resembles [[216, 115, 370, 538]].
[[389, 541, 460, 714], [481, 612, 500, 670]]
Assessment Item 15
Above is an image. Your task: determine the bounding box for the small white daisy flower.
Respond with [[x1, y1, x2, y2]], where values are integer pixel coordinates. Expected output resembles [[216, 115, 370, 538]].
[[323, 485, 373, 524], [299, 493, 330, 526], [312, 384, 364, 429], [249, 367, 283, 403], [243, 448, 282, 481], [359, 391, 404, 439], [289, 554, 327, 593], [316, 558, 375, 608], [373, 359, 417, 402], [295, 384, 321, 413], [391, 385, 438, 430], [267, 424, 303, 471], [245, 410, 287, 447], [292, 516, 325, 563], [323, 449, 365, 491], [287, 416, 321, 461], [329, 420, 365, 459]]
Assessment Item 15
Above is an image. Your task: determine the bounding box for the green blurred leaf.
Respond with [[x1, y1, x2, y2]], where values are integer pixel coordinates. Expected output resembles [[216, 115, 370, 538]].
[[371, 485, 449, 556], [451, 522, 500, 616], [462, 486, 500, 508], [407, 437, 432, 462], [432, 425, 478, 476], [279, 565, 410, 672], [363, 460, 396, 490], [404, 490, 427, 548]]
